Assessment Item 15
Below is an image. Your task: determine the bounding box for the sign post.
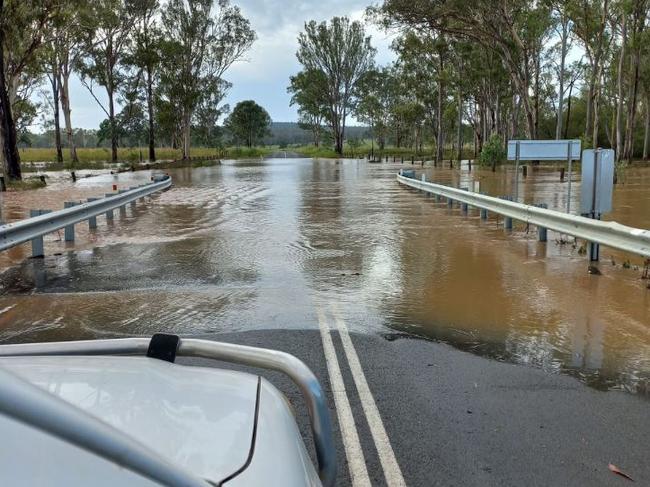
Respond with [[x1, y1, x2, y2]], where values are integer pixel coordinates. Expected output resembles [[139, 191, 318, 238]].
[[580, 148, 615, 262], [508, 140, 581, 207]]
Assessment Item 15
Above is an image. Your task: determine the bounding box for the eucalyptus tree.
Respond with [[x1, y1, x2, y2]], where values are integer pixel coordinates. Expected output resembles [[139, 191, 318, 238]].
[[0, 0, 60, 179], [159, 0, 255, 159], [355, 67, 397, 151], [296, 16, 376, 155], [287, 69, 329, 147], [567, 0, 612, 146], [225, 100, 271, 147], [78, 0, 138, 163], [372, 0, 554, 139], [127, 0, 160, 161]]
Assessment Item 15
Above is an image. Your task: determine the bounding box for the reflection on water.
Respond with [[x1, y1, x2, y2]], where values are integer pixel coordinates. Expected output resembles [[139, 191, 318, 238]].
[[0, 159, 649, 395]]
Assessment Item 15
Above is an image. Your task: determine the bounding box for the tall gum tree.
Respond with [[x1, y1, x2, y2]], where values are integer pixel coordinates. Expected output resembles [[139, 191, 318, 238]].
[[296, 16, 375, 155], [159, 0, 255, 160]]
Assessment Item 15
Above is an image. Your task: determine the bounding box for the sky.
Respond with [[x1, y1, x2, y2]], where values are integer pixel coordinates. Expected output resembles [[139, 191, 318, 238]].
[[44, 0, 397, 131]]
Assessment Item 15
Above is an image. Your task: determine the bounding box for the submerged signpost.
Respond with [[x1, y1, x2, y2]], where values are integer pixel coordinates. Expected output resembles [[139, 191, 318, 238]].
[[507, 139, 581, 211], [581, 149, 615, 261]]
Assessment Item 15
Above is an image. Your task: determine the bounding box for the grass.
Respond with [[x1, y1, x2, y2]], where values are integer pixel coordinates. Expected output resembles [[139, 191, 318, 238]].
[[6, 177, 47, 191]]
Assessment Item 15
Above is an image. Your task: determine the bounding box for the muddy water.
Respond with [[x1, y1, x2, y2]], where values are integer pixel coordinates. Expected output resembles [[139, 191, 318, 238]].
[[0, 159, 649, 395]]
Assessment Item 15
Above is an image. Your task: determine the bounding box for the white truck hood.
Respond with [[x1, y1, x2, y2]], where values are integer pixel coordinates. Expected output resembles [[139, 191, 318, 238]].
[[0, 356, 259, 485]]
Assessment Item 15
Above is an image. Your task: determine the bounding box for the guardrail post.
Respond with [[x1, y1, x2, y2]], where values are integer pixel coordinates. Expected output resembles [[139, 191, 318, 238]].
[[30, 210, 45, 257], [105, 194, 114, 221], [480, 192, 488, 220], [118, 190, 127, 215], [129, 187, 137, 208], [0, 176, 5, 192], [460, 188, 469, 214], [536, 204, 548, 242], [64, 202, 77, 241], [87, 198, 99, 229], [447, 197, 453, 208], [501, 196, 513, 230]]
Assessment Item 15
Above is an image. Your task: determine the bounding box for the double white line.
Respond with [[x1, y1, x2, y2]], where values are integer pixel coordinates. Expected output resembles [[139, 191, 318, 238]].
[[317, 303, 406, 487]]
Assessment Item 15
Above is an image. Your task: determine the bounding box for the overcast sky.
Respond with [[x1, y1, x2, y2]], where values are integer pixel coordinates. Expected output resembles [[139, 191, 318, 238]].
[[45, 0, 397, 131]]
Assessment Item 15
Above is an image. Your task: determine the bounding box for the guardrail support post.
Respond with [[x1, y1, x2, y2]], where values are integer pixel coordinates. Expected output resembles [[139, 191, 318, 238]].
[[0, 176, 5, 192], [30, 210, 45, 257], [589, 242, 600, 262], [87, 198, 99, 229], [64, 202, 77, 241], [536, 204, 548, 242], [480, 208, 488, 220], [447, 198, 453, 208], [105, 194, 114, 221], [129, 188, 137, 208], [501, 196, 513, 230]]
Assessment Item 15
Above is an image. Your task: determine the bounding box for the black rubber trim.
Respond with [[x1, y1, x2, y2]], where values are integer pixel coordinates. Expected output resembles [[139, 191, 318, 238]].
[[146, 333, 180, 363], [220, 376, 261, 485]]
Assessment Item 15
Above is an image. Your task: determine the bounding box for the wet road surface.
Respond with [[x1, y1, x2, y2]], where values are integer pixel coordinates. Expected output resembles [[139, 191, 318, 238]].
[[0, 158, 649, 485]]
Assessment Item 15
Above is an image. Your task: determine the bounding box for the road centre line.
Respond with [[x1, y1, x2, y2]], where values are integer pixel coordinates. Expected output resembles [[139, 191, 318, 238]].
[[316, 307, 371, 487], [330, 303, 407, 487]]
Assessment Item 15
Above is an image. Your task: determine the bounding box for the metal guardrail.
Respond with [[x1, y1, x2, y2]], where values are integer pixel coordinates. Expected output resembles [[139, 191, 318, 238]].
[[0, 335, 337, 487], [397, 173, 650, 258], [0, 176, 171, 255]]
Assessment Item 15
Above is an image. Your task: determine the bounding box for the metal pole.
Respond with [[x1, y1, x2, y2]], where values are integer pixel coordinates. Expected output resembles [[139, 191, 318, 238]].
[[87, 198, 99, 229], [30, 210, 45, 257], [566, 140, 573, 213], [514, 141, 520, 202], [589, 149, 600, 261]]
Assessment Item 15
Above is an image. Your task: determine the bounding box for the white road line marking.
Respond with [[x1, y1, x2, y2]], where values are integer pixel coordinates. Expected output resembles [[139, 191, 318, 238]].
[[316, 307, 372, 487], [331, 304, 407, 487]]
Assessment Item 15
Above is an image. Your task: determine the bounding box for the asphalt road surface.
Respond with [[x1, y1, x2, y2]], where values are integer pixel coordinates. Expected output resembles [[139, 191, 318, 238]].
[[184, 324, 649, 486]]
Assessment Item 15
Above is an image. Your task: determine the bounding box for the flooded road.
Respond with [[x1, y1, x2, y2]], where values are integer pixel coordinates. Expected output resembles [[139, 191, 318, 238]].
[[0, 159, 649, 395]]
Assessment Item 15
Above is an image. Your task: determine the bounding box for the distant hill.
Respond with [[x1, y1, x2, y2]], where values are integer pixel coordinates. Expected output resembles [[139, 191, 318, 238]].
[[264, 122, 369, 146]]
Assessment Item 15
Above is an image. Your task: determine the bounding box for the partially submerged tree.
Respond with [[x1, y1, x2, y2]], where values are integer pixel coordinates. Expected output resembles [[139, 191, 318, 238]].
[[225, 100, 271, 147], [159, 0, 255, 159], [287, 69, 329, 147], [296, 17, 375, 155]]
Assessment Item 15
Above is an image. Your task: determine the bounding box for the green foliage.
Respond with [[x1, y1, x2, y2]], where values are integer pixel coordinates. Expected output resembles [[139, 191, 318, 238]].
[[479, 135, 506, 169], [225, 101, 272, 148], [296, 16, 376, 154]]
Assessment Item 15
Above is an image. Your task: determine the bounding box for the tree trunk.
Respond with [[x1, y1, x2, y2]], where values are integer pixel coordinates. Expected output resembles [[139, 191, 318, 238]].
[[50, 72, 63, 164], [643, 94, 650, 161], [564, 81, 574, 139], [0, 0, 21, 181], [59, 72, 78, 164], [556, 16, 569, 140], [624, 15, 642, 163], [108, 84, 118, 163], [146, 66, 156, 162], [436, 53, 444, 164], [615, 14, 626, 162], [182, 110, 191, 159], [456, 90, 462, 162]]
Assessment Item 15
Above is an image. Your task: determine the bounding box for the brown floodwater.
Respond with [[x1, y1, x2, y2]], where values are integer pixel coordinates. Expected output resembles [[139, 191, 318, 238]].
[[0, 159, 649, 395]]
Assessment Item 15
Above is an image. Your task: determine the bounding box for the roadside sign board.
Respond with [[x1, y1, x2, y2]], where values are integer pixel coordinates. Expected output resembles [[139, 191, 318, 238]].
[[507, 140, 581, 161], [581, 149, 614, 215]]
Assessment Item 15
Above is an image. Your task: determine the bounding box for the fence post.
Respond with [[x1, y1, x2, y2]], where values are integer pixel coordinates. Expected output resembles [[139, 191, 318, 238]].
[[64, 202, 77, 241]]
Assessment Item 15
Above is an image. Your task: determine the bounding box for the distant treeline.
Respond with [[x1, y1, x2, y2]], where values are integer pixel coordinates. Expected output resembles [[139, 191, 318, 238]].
[[22, 122, 371, 150]]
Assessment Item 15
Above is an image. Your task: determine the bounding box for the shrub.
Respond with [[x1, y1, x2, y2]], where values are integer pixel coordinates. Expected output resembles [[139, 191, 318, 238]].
[[479, 134, 506, 171]]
